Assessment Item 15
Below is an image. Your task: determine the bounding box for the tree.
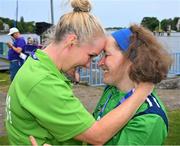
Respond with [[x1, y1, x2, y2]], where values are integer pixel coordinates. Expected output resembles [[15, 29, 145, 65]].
[[161, 19, 172, 31], [26, 21, 35, 33], [172, 17, 180, 31], [0, 19, 3, 30], [141, 17, 159, 31], [0, 17, 36, 33]]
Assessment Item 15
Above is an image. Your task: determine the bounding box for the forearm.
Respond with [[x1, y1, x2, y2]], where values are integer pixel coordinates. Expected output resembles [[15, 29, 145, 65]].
[[11, 45, 22, 53], [75, 83, 153, 144]]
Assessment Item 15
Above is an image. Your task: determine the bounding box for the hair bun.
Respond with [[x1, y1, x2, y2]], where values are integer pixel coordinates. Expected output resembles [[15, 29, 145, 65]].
[[71, 0, 92, 12]]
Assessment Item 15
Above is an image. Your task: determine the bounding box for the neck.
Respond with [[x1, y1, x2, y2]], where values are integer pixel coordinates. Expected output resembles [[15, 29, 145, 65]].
[[116, 76, 135, 92], [43, 42, 64, 70]]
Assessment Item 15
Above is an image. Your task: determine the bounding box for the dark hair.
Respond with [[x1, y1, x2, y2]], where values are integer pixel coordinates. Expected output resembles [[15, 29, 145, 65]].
[[124, 24, 172, 84]]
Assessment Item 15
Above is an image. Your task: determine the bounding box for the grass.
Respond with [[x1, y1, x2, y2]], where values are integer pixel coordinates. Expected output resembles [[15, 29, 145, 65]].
[[0, 136, 8, 145], [165, 109, 180, 145], [0, 72, 180, 145], [0, 71, 10, 89]]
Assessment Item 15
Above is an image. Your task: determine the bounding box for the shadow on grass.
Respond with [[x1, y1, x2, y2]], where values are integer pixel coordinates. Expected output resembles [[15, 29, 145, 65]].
[[0, 136, 9, 145]]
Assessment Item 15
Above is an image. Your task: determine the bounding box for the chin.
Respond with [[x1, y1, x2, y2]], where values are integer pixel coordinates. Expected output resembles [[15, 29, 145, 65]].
[[103, 77, 112, 85]]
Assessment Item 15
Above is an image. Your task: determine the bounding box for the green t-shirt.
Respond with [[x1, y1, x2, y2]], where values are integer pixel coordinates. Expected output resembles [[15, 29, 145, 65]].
[[6, 49, 95, 145], [93, 86, 168, 145]]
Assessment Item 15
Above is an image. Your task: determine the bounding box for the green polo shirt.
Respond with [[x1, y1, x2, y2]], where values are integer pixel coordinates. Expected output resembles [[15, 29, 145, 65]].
[[6, 49, 95, 145], [93, 86, 168, 145]]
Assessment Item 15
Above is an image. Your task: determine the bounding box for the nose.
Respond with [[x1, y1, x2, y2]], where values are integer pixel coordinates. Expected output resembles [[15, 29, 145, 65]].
[[98, 57, 105, 67]]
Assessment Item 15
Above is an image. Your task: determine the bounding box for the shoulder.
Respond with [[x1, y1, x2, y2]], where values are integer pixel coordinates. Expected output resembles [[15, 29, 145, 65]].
[[15, 37, 26, 46], [17, 37, 26, 42], [103, 85, 116, 93], [116, 114, 167, 145]]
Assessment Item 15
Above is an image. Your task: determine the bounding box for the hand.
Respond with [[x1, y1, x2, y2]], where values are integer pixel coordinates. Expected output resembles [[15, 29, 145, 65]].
[[135, 82, 154, 95], [66, 68, 76, 79], [6, 42, 13, 48], [29, 136, 51, 146]]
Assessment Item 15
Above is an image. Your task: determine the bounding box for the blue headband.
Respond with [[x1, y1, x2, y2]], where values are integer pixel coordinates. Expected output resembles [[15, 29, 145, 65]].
[[111, 28, 132, 52]]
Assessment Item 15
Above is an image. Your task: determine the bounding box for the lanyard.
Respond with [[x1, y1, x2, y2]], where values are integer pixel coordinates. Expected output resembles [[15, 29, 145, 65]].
[[114, 89, 134, 108], [31, 51, 39, 60], [97, 89, 134, 120], [97, 94, 112, 120]]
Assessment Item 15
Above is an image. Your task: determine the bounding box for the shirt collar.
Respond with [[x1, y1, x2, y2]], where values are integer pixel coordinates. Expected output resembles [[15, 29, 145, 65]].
[[35, 49, 71, 83]]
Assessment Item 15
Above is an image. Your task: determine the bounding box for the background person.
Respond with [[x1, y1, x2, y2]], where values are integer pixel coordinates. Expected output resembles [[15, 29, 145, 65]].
[[27, 37, 34, 45], [6, 27, 26, 81], [93, 24, 172, 145], [24, 37, 40, 57], [6, 0, 153, 145]]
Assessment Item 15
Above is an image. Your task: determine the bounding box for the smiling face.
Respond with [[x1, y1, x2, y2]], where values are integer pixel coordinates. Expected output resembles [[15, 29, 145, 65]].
[[98, 36, 131, 86]]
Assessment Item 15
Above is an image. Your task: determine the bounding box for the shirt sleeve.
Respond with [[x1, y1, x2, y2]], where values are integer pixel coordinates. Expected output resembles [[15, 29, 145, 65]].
[[22, 74, 95, 142], [115, 114, 167, 145], [14, 38, 26, 50]]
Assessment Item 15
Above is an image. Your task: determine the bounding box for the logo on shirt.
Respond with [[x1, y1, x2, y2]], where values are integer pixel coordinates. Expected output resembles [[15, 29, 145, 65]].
[[6, 95, 12, 124]]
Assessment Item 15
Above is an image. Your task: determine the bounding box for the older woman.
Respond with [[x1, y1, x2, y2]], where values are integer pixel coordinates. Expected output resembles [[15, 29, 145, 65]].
[[94, 24, 172, 145]]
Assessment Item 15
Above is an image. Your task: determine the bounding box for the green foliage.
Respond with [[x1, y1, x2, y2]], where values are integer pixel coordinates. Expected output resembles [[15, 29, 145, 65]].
[[172, 17, 180, 31], [0, 19, 3, 30], [0, 16, 35, 33], [165, 109, 180, 145], [161, 18, 172, 31], [0, 17, 14, 28], [141, 17, 159, 31], [141, 17, 180, 32]]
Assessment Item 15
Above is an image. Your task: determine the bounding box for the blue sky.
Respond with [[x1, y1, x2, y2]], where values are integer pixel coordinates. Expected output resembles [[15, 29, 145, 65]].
[[0, 0, 180, 27]]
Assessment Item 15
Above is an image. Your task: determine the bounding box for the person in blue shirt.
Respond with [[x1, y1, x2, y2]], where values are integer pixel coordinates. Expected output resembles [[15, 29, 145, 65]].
[[6, 27, 26, 81]]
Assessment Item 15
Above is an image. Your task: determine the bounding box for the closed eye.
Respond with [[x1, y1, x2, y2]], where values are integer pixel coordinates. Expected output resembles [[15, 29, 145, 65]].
[[103, 52, 110, 58], [89, 54, 98, 59]]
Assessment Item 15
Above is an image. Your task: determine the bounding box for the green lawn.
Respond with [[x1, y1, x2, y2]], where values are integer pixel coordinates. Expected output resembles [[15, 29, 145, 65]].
[[0, 71, 10, 87], [0, 136, 8, 145], [164, 109, 180, 145]]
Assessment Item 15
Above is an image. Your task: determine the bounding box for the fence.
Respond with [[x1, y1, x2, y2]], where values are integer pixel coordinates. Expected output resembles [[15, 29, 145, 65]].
[[80, 53, 180, 86], [0, 42, 180, 86], [169, 52, 180, 75], [0, 42, 8, 58]]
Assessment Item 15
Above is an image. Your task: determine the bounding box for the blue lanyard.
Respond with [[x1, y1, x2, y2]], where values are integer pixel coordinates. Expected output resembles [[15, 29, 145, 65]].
[[97, 89, 134, 120], [97, 94, 112, 120], [114, 89, 134, 108], [31, 51, 39, 60]]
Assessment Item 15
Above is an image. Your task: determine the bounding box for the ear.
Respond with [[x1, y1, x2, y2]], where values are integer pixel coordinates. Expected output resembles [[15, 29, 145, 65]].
[[64, 34, 78, 48]]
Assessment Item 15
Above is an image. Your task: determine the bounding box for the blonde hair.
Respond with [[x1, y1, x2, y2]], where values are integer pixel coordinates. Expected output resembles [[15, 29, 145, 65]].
[[54, 0, 105, 43]]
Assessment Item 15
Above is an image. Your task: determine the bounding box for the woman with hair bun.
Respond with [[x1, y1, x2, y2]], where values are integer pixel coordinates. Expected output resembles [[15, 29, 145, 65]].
[[6, 0, 153, 145]]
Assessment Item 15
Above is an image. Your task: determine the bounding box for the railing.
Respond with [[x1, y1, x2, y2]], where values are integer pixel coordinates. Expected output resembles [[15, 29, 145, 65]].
[[1, 42, 180, 85], [0, 42, 8, 59], [169, 52, 180, 75]]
